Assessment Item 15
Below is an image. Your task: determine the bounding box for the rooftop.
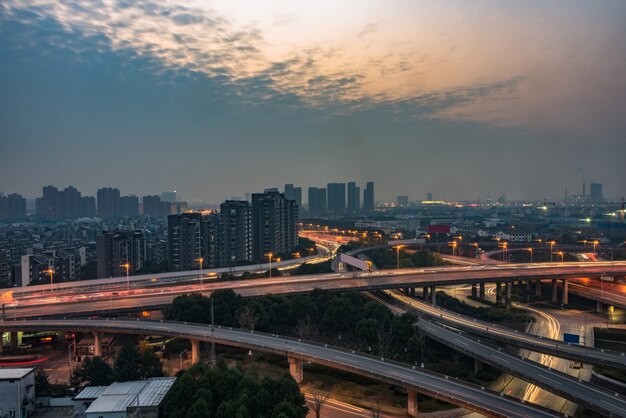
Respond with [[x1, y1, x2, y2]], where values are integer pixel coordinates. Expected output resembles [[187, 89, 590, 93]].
[[0, 367, 35, 380], [84, 377, 176, 414]]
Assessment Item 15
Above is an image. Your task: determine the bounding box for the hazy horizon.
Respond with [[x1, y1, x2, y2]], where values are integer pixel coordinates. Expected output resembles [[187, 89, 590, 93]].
[[2, 1, 625, 203]]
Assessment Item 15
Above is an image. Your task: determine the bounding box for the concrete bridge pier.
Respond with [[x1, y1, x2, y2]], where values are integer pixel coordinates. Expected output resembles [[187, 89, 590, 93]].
[[191, 339, 200, 364], [10, 332, 17, 350], [505, 282, 512, 309], [471, 283, 477, 298], [479, 282, 485, 300], [535, 279, 542, 297], [597, 301, 603, 313], [407, 389, 418, 417], [409, 288, 416, 297], [288, 356, 304, 383], [430, 286, 437, 306], [495, 282, 502, 306], [562, 279, 569, 305], [423, 286, 429, 302], [551, 279, 558, 303], [474, 358, 484, 375], [93, 332, 102, 357], [526, 280, 531, 293]]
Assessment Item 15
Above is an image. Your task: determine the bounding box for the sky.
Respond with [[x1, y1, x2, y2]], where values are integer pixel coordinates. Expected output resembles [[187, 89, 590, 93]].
[[1, 1, 625, 204]]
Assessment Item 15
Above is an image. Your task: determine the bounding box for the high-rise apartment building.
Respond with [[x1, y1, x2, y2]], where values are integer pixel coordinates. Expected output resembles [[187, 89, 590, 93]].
[[162, 191, 177, 203], [97, 187, 121, 218], [363, 182, 375, 213], [0, 193, 26, 220], [167, 213, 203, 272], [36, 186, 96, 220], [397, 196, 409, 207], [96, 230, 146, 278], [590, 183, 604, 203], [347, 182, 360, 214], [251, 191, 299, 262], [220, 201, 252, 266], [284, 184, 303, 209], [143, 195, 171, 217], [327, 183, 346, 215], [120, 195, 140, 217]]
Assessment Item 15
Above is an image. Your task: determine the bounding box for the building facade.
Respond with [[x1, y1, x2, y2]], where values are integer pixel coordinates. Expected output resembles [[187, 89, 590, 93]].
[[96, 230, 146, 278], [0, 368, 35, 418]]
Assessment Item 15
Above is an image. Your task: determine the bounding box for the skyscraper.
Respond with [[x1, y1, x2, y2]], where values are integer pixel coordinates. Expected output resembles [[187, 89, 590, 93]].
[[363, 182, 375, 213], [143, 195, 170, 217], [347, 182, 360, 214], [120, 195, 140, 216], [327, 183, 346, 215], [284, 184, 303, 209], [0, 193, 26, 220], [36, 186, 95, 220], [162, 191, 177, 203], [97, 187, 121, 218], [307, 187, 327, 216], [251, 191, 299, 262], [167, 213, 203, 271], [397, 196, 409, 207], [220, 201, 252, 266], [96, 230, 146, 278]]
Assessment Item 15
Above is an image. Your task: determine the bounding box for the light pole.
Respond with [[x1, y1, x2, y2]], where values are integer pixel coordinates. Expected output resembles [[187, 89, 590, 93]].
[[46, 268, 54, 293], [526, 248, 533, 263], [266, 253, 273, 279], [556, 251, 564, 262], [121, 263, 130, 291], [593, 240, 599, 255], [196, 257, 204, 287], [548, 241, 556, 262], [394, 245, 404, 269]]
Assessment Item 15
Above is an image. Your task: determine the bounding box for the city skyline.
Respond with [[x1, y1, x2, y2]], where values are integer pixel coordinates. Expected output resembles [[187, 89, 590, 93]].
[[1, 1, 625, 202]]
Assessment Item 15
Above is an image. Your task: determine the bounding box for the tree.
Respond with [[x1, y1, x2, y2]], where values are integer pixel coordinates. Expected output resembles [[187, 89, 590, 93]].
[[237, 306, 259, 331], [71, 356, 113, 387], [308, 391, 330, 418], [114, 342, 141, 382], [35, 369, 52, 396], [139, 341, 163, 378]]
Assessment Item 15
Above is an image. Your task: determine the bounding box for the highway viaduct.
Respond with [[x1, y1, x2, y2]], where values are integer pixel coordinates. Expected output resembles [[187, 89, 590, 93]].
[[0, 318, 561, 418]]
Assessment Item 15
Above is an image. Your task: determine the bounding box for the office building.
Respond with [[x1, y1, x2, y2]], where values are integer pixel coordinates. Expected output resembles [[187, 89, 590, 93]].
[[97, 187, 121, 218], [0, 193, 26, 220], [590, 183, 604, 203], [363, 181, 375, 212], [397, 196, 409, 207], [251, 191, 299, 262], [96, 230, 146, 278], [220, 201, 252, 266], [327, 183, 346, 215], [347, 182, 360, 214], [0, 368, 35, 418]]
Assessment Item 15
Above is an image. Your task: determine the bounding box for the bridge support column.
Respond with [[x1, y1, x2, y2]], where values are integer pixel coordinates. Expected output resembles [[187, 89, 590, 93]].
[[423, 286, 429, 302], [430, 286, 436, 306], [526, 280, 531, 293], [479, 282, 485, 300], [505, 282, 512, 309], [597, 301, 603, 313], [407, 389, 418, 417], [409, 288, 415, 297], [562, 279, 569, 305], [93, 332, 102, 357], [495, 282, 502, 306], [551, 279, 558, 303], [10, 332, 17, 350], [474, 358, 484, 375], [535, 279, 542, 297], [191, 339, 200, 364], [288, 356, 304, 383], [0, 333, 3, 353], [471, 283, 477, 298]]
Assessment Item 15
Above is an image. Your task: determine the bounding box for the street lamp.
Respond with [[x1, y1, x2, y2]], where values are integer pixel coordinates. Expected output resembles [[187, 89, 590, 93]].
[[592, 240, 599, 254], [548, 241, 556, 262], [45, 268, 54, 293], [497, 242, 508, 262], [121, 263, 130, 291], [555, 251, 564, 262], [195, 257, 204, 287], [394, 245, 405, 269], [265, 253, 273, 279], [525, 248, 533, 263]]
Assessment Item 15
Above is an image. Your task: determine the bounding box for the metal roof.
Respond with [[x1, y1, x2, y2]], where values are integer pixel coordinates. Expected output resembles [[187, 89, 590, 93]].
[[84, 377, 176, 414], [0, 368, 35, 380], [73, 386, 107, 400]]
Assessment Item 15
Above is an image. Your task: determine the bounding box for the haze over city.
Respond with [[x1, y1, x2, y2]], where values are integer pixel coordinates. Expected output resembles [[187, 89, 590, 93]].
[[1, 1, 625, 203]]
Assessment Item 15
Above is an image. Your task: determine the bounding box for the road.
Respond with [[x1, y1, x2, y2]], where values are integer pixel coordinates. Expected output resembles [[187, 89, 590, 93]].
[[10, 262, 626, 319], [417, 319, 626, 417], [0, 318, 560, 418]]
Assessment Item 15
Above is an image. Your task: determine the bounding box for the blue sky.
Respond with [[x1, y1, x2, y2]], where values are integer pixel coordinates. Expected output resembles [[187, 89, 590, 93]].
[[1, 1, 625, 204]]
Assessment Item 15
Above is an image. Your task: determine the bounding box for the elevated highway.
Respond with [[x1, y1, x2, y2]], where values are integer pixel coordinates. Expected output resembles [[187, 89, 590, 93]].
[[385, 289, 626, 370], [417, 318, 626, 417], [0, 318, 560, 418]]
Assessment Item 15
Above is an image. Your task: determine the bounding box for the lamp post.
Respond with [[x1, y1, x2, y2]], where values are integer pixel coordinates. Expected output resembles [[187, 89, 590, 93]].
[[45, 268, 54, 293], [526, 248, 533, 263], [394, 245, 404, 269], [266, 253, 273, 279], [593, 240, 599, 254], [121, 263, 130, 291], [548, 241, 556, 262], [196, 257, 204, 287]]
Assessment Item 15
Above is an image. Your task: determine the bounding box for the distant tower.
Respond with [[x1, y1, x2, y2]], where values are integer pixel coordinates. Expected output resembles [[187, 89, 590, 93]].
[[589, 183, 603, 203]]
